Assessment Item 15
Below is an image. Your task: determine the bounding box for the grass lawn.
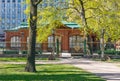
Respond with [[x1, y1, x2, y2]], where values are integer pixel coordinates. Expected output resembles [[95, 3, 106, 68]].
[[0, 57, 27, 62], [107, 59, 120, 67], [0, 64, 105, 81], [108, 59, 120, 63], [92, 58, 120, 63], [0, 57, 58, 62]]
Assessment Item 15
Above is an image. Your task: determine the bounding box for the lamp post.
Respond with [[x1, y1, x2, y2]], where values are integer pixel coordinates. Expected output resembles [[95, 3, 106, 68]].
[[52, 29, 55, 55], [19, 32, 24, 54], [48, 29, 55, 60], [100, 29, 105, 59]]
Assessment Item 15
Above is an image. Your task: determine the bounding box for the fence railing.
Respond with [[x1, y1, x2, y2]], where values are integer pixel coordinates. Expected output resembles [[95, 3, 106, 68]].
[[0, 42, 61, 55], [0, 42, 120, 55]]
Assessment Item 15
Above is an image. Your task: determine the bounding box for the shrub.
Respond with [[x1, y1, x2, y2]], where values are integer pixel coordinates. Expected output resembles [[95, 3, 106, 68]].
[[116, 51, 120, 55], [3, 50, 19, 54], [21, 50, 42, 54], [104, 50, 116, 55], [36, 50, 42, 54], [97, 50, 120, 55], [21, 50, 27, 54], [3, 50, 43, 54]]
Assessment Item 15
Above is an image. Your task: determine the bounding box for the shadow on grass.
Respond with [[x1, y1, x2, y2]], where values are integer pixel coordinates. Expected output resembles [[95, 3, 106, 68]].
[[96, 73, 120, 81], [0, 74, 105, 81], [0, 65, 25, 69], [0, 64, 105, 81]]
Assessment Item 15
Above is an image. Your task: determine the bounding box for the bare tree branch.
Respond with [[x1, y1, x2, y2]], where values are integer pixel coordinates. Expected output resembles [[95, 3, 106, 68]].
[[68, 7, 81, 14], [86, 16, 95, 20], [34, 0, 42, 6]]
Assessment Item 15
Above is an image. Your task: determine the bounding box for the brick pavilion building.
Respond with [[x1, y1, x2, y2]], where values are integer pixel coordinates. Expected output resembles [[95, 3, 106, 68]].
[[5, 21, 97, 54]]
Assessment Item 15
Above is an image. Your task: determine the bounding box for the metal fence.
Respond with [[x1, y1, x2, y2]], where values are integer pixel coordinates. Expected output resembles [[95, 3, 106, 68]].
[[0, 41, 119, 55], [0, 42, 61, 55]]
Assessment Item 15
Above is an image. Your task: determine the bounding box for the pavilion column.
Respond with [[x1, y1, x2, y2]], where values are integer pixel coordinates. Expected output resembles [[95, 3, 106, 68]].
[[5, 33, 11, 50], [42, 42, 48, 52], [62, 31, 69, 52]]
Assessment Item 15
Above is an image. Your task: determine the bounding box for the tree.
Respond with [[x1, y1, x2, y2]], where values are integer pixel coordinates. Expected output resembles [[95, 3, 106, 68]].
[[66, 0, 120, 57], [25, 0, 42, 72], [36, 1, 67, 59], [86, 0, 120, 58], [24, 0, 67, 71], [36, 0, 67, 42], [67, 0, 96, 54]]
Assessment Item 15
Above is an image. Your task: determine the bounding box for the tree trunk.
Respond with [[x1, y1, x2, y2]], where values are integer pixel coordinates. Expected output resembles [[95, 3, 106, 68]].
[[87, 35, 93, 55], [79, 0, 92, 55], [25, 1, 38, 72], [100, 29, 105, 59]]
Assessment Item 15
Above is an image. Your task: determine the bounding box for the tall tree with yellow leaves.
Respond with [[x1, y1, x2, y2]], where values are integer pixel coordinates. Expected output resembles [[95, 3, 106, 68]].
[[67, 0, 120, 58], [25, 0, 42, 72]]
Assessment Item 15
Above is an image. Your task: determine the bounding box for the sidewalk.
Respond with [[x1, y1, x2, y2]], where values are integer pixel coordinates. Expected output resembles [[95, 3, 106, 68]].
[[1, 58, 120, 81], [70, 58, 120, 81], [37, 58, 120, 81]]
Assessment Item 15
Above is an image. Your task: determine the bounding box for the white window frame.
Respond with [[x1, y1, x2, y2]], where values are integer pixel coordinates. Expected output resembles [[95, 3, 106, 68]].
[[11, 36, 21, 48]]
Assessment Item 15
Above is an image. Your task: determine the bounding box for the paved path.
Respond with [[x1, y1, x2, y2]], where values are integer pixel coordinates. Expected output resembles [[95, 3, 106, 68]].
[[70, 58, 120, 81], [1, 58, 120, 81], [37, 58, 120, 81]]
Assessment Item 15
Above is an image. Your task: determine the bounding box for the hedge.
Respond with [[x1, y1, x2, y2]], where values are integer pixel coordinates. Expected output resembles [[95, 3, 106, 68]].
[[3, 50, 19, 54], [97, 50, 120, 55], [21, 50, 42, 54], [3, 50, 42, 54]]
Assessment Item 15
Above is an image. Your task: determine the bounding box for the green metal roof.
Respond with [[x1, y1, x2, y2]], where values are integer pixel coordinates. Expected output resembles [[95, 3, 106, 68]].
[[9, 22, 28, 31], [62, 21, 80, 28], [20, 22, 28, 26], [7, 21, 80, 31]]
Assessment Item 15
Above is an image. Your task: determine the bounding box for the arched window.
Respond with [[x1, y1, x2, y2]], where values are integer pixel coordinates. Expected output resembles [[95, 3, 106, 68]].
[[48, 36, 53, 48], [69, 35, 84, 52], [11, 36, 21, 48], [47, 36, 61, 52], [27, 37, 40, 48]]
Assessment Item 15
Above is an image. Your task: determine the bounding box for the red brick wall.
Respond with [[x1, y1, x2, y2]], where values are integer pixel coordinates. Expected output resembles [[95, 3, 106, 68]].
[[5, 28, 29, 49], [55, 29, 83, 52], [5, 27, 84, 52]]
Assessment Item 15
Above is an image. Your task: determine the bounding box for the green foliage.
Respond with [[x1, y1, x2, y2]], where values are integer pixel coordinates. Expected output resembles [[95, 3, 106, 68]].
[[36, 5, 66, 43], [0, 57, 26, 62], [104, 50, 116, 55], [109, 59, 120, 63], [0, 57, 56, 62], [35, 0, 68, 43], [21, 50, 28, 54], [2, 50, 42, 55], [116, 51, 120, 55], [24, 0, 120, 42], [37, 19, 62, 43], [0, 64, 105, 81], [21, 50, 42, 54], [97, 50, 120, 55], [87, 0, 120, 41], [23, 0, 71, 43], [67, 0, 120, 41], [3, 50, 19, 54]]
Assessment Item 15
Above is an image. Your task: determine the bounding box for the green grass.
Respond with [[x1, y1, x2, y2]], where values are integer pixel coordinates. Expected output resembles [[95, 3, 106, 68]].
[[0, 57, 27, 62], [0, 57, 59, 62], [108, 59, 120, 63], [0, 64, 105, 81], [92, 58, 120, 63]]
